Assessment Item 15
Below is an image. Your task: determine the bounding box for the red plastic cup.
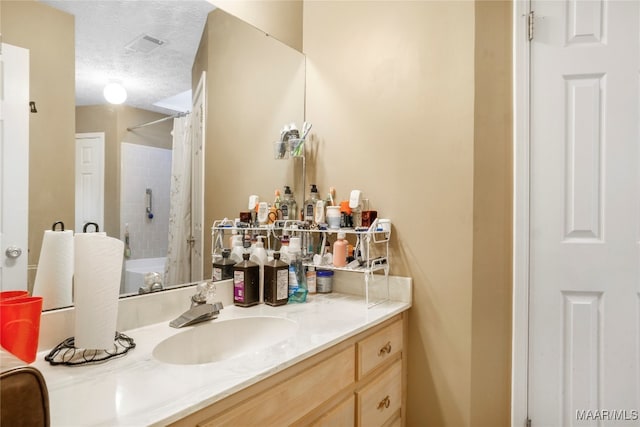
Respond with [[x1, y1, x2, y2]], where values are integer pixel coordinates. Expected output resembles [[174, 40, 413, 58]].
[[0, 296, 43, 363], [0, 290, 29, 302]]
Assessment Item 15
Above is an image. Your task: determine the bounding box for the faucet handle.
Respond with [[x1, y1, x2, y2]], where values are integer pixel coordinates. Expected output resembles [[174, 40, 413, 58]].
[[191, 293, 207, 307]]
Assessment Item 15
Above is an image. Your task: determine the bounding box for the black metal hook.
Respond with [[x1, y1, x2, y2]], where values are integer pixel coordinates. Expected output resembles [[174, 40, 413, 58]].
[[51, 221, 65, 231], [82, 222, 100, 233]]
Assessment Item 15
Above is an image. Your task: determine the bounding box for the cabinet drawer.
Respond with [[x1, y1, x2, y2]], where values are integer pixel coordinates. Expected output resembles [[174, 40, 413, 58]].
[[357, 320, 402, 378], [201, 346, 355, 427], [356, 359, 402, 427], [309, 395, 355, 427]]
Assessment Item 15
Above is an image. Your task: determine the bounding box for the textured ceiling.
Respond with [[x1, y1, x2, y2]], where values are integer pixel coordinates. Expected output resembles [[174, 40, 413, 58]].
[[39, 0, 216, 114]]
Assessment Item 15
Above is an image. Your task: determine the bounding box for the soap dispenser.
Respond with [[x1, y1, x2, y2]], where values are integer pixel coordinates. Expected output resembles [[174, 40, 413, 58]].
[[281, 185, 298, 221], [304, 184, 320, 223]]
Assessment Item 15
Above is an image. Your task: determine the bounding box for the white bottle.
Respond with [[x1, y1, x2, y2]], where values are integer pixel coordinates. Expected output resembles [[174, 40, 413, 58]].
[[250, 236, 268, 303], [315, 199, 325, 224], [230, 234, 245, 263]]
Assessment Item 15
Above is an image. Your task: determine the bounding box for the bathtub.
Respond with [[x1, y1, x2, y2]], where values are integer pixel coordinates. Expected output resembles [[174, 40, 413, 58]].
[[123, 257, 167, 294]]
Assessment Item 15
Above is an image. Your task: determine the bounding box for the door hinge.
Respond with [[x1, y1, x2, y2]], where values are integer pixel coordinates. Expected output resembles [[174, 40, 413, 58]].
[[526, 418, 532, 427], [527, 11, 535, 41]]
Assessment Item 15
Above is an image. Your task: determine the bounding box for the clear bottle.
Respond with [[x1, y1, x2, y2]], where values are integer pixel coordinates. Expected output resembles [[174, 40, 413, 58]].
[[212, 248, 234, 282], [333, 232, 348, 267], [264, 252, 289, 306], [287, 237, 307, 303], [233, 253, 259, 307], [304, 184, 320, 223], [281, 185, 298, 221]]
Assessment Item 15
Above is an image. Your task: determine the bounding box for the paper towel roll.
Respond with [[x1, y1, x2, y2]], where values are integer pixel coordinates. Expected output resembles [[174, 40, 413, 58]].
[[73, 233, 124, 350], [33, 230, 74, 310]]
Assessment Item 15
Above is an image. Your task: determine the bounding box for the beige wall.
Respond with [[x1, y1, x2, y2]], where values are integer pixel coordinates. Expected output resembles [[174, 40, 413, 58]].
[[194, 9, 305, 280], [303, 1, 512, 425], [210, 0, 303, 52], [2, 0, 75, 288], [471, 1, 512, 426], [76, 105, 172, 238]]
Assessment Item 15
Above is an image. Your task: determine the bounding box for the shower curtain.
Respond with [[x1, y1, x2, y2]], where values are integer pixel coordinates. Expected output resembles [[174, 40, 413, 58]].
[[165, 114, 192, 286]]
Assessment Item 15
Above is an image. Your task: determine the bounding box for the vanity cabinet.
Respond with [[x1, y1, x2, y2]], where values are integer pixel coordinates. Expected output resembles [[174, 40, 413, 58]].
[[170, 313, 407, 427]]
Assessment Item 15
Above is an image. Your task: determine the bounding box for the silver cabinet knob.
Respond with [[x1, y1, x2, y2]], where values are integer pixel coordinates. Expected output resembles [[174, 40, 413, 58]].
[[5, 246, 23, 259]]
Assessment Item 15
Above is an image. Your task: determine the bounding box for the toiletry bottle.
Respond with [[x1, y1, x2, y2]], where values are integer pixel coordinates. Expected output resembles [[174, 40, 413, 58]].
[[233, 253, 259, 307], [273, 189, 282, 220], [306, 266, 317, 294], [264, 252, 289, 306], [250, 236, 268, 303], [212, 248, 234, 282], [281, 186, 294, 220], [257, 202, 269, 225], [333, 232, 348, 267], [289, 188, 298, 221], [230, 234, 245, 263], [287, 237, 307, 303], [304, 184, 319, 223], [315, 199, 325, 225], [280, 234, 290, 263]]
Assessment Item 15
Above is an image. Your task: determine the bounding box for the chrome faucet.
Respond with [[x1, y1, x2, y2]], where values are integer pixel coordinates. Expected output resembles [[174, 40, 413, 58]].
[[169, 283, 223, 328]]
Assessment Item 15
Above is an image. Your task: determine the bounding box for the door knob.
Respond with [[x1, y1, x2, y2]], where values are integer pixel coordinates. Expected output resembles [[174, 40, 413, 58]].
[[5, 246, 23, 259]]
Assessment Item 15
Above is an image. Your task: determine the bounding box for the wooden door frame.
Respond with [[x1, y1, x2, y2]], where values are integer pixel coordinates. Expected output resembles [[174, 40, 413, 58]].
[[512, 0, 531, 426]]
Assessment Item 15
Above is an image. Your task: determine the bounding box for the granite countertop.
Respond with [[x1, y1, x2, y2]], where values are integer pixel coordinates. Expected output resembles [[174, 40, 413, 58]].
[[33, 292, 411, 426]]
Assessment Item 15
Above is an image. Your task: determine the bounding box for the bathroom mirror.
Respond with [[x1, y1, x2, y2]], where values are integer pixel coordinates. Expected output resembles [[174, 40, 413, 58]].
[[1, 2, 304, 310]]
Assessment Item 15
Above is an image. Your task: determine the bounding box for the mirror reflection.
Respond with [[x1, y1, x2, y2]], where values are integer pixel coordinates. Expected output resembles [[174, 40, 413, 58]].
[[1, 0, 305, 310]]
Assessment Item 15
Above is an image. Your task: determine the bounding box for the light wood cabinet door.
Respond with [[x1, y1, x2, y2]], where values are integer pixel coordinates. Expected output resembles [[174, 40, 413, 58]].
[[200, 346, 355, 427], [356, 359, 402, 427], [357, 319, 403, 379], [309, 395, 355, 427]]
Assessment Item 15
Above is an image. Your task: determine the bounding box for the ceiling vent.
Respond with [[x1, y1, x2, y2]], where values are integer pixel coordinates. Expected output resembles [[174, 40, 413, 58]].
[[125, 34, 167, 54]]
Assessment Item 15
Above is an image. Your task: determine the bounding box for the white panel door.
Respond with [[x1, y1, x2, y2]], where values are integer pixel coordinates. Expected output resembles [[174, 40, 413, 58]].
[[191, 72, 205, 282], [0, 44, 29, 291], [75, 133, 105, 233], [529, 1, 640, 426]]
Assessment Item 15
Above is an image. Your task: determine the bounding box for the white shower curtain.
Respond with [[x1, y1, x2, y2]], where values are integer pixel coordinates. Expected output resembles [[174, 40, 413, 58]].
[[165, 114, 192, 286]]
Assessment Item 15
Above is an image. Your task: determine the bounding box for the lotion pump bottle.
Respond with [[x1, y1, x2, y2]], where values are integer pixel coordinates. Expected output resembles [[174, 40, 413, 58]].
[[333, 232, 348, 267], [304, 184, 320, 223], [281, 185, 298, 221]]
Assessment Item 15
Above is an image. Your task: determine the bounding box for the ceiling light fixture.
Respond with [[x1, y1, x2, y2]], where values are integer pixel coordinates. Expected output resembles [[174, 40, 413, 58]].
[[103, 82, 127, 104]]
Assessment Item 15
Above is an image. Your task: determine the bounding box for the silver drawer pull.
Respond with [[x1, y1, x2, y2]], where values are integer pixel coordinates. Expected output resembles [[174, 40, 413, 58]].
[[377, 395, 391, 410], [378, 341, 392, 356]]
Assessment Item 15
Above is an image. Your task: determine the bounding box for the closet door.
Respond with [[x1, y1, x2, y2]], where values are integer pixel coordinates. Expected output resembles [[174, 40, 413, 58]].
[[528, 1, 640, 425]]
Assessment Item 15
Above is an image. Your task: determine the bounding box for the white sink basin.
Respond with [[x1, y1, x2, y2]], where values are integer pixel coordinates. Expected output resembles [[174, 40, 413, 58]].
[[152, 316, 298, 365]]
